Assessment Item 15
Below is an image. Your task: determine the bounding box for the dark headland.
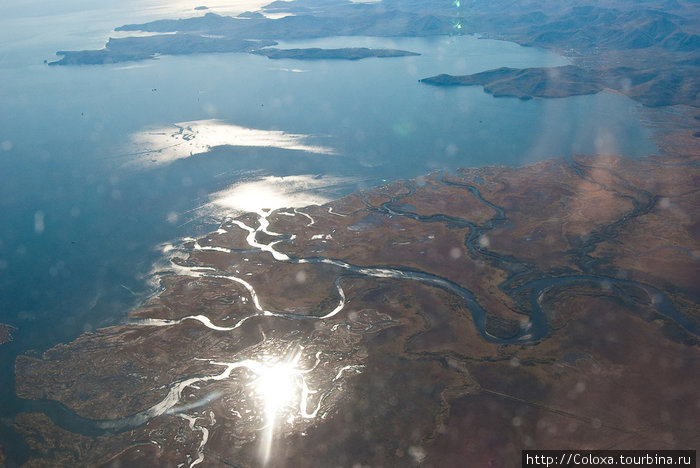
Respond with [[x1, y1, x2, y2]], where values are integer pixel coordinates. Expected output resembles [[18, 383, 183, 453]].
[[420, 64, 700, 107]]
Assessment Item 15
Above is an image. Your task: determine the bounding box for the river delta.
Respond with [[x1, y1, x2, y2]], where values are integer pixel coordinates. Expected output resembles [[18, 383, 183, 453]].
[[14, 145, 700, 466]]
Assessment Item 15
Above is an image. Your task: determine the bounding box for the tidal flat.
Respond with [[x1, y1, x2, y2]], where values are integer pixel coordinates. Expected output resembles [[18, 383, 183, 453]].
[[14, 147, 699, 466]]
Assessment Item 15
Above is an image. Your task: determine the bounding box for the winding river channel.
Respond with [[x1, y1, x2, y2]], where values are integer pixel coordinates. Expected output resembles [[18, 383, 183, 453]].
[[21, 169, 698, 460]]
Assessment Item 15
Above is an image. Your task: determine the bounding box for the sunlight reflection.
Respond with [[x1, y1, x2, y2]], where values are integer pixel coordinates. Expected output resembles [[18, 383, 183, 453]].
[[204, 174, 356, 216], [256, 358, 300, 416], [253, 349, 304, 465], [262, 12, 296, 19], [135, 0, 273, 19], [124, 119, 336, 168], [109, 30, 177, 39], [247, 347, 317, 465]]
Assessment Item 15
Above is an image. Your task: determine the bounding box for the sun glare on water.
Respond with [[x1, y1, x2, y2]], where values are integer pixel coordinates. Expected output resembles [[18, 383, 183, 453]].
[[125, 119, 336, 168], [249, 347, 316, 465], [255, 351, 304, 418]]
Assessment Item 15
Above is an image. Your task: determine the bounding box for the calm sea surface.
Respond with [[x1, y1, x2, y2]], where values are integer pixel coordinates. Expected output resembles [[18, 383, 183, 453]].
[[0, 1, 656, 460]]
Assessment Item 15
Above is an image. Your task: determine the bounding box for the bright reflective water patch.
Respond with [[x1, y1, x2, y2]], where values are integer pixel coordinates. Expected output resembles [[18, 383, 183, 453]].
[[125, 119, 336, 168], [205, 174, 355, 216]]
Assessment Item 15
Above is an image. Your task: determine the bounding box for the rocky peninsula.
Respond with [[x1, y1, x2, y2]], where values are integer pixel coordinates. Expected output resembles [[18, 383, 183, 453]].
[[421, 66, 602, 100], [420, 64, 700, 107], [50, 35, 275, 66]]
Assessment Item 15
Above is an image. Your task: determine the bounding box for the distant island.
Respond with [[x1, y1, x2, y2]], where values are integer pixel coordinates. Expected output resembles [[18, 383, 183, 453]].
[[252, 47, 420, 60], [47, 1, 700, 109], [49, 8, 451, 66], [50, 41, 420, 66], [420, 64, 699, 107], [0, 323, 15, 346], [50, 35, 276, 66]]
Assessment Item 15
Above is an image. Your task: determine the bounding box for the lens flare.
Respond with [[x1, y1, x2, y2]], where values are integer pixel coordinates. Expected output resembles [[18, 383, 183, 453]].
[[255, 352, 302, 417], [251, 347, 308, 465]]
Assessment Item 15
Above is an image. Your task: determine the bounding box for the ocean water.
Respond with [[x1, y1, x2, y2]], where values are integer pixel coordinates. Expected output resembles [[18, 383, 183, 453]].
[[0, 1, 656, 461]]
